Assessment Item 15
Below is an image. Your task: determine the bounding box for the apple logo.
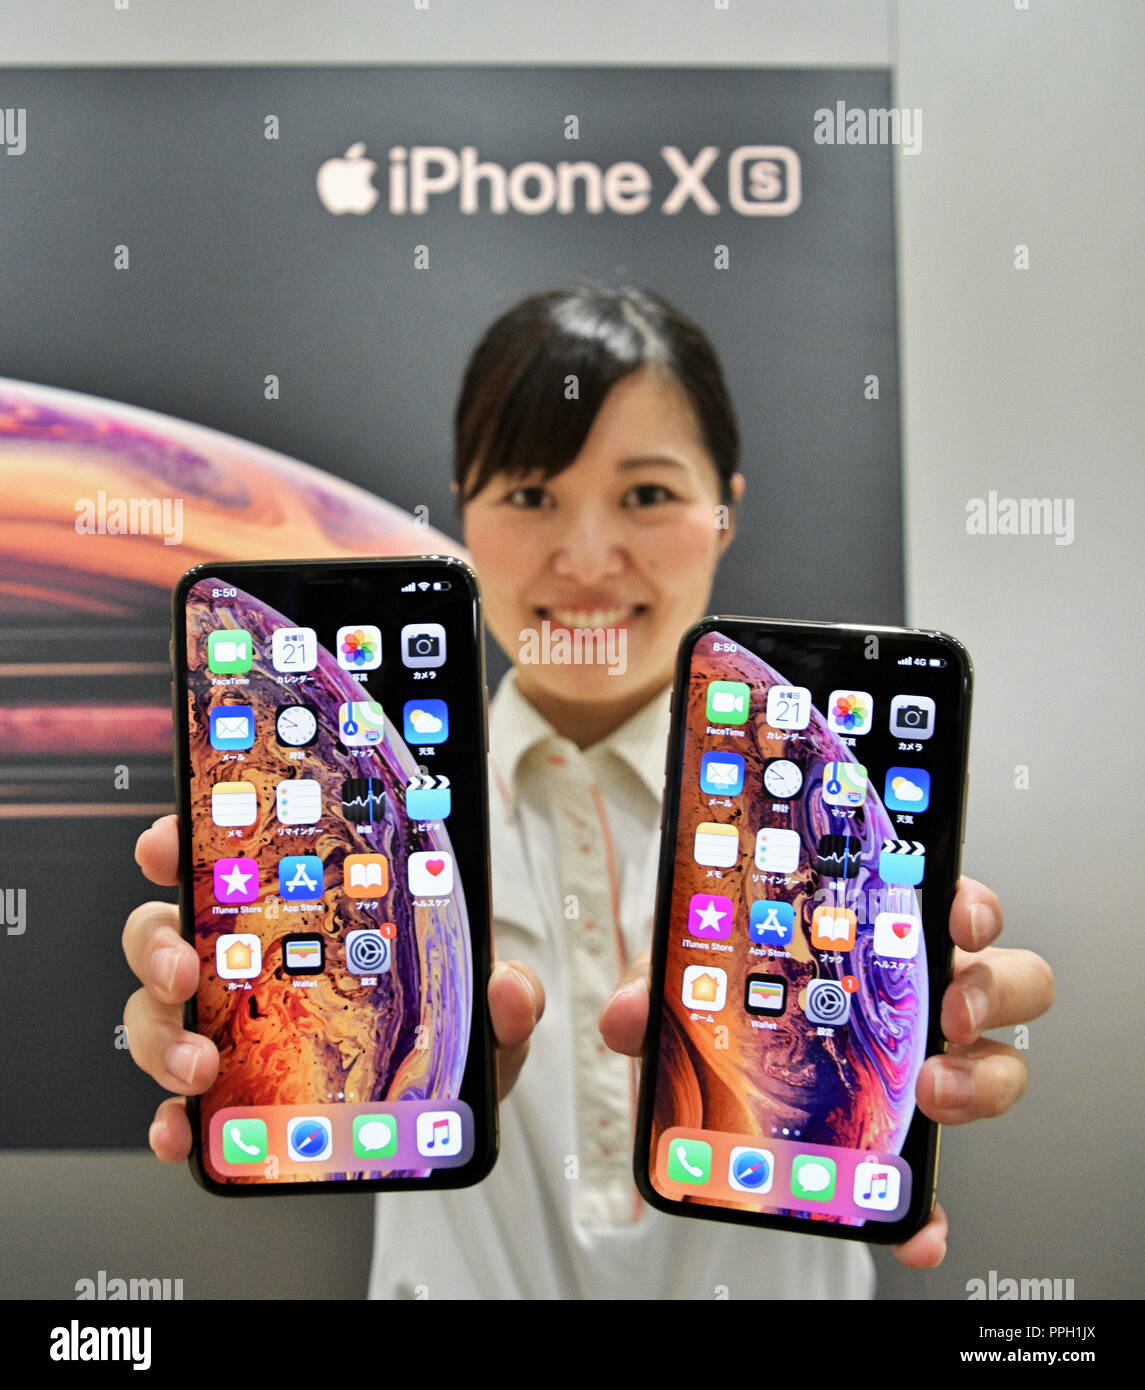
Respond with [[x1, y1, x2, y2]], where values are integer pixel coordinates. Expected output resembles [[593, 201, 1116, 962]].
[[316, 143, 380, 215]]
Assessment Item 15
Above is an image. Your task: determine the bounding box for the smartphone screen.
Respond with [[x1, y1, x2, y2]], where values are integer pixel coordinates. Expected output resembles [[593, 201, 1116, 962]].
[[635, 618, 972, 1242], [172, 557, 496, 1193]]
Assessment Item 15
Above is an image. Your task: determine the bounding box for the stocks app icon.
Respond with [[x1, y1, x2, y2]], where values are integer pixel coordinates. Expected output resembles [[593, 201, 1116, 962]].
[[816, 834, 861, 878], [342, 778, 385, 824]]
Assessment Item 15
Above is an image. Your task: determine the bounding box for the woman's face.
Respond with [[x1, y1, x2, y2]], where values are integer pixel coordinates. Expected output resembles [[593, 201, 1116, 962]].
[[461, 365, 743, 712]]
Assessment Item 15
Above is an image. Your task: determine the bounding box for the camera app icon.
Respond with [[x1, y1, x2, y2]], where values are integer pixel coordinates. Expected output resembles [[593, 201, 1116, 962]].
[[889, 694, 936, 741], [400, 623, 446, 669]]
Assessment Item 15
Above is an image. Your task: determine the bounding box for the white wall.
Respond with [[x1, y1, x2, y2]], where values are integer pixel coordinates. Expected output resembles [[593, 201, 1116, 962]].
[[1, 0, 1138, 1300]]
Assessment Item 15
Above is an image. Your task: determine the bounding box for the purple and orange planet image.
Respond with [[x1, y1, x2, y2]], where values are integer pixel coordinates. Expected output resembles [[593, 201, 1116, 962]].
[[0, 377, 464, 814]]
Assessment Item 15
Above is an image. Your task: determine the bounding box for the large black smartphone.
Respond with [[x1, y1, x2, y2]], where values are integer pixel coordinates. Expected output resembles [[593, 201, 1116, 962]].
[[635, 616, 972, 1242], [171, 556, 497, 1195]]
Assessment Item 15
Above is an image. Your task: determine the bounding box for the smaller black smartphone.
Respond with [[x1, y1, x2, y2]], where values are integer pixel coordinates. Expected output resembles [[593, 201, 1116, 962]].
[[635, 616, 972, 1242], [172, 556, 497, 1194]]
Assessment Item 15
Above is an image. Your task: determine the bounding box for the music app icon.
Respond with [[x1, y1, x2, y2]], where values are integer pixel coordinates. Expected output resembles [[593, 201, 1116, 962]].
[[852, 1157, 901, 1211], [416, 1110, 462, 1158]]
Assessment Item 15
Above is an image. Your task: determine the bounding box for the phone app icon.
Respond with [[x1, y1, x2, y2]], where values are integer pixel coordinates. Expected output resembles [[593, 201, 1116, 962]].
[[339, 699, 386, 746], [417, 1110, 462, 1157], [209, 704, 255, 750], [874, 912, 922, 960], [749, 899, 794, 946], [804, 978, 852, 1026], [216, 933, 262, 981], [822, 761, 868, 808], [222, 1117, 268, 1164], [816, 833, 861, 878], [791, 1154, 836, 1202], [811, 906, 858, 952], [276, 704, 318, 748], [345, 929, 391, 976], [705, 680, 750, 725], [278, 855, 324, 903], [828, 690, 873, 736], [854, 1158, 902, 1211], [700, 751, 745, 796], [884, 766, 931, 813], [405, 779, 452, 821], [344, 853, 389, 898], [890, 694, 936, 740], [275, 778, 322, 825], [403, 698, 449, 745], [401, 623, 446, 669], [693, 822, 740, 868], [208, 629, 253, 674], [745, 973, 787, 1016], [762, 757, 803, 800], [341, 778, 385, 825], [211, 780, 257, 827], [270, 627, 317, 674], [667, 1138, 712, 1186], [879, 838, 926, 886], [729, 1147, 774, 1194], [754, 826, 801, 874], [282, 935, 325, 975], [213, 857, 259, 904], [353, 1113, 398, 1159], [337, 624, 382, 670], [408, 851, 453, 896], [287, 1116, 332, 1162], [682, 965, 727, 1011], [687, 893, 734, 940]]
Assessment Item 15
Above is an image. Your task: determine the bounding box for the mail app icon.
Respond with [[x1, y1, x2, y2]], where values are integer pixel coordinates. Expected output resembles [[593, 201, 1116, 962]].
[[210, 704, 255, 750]]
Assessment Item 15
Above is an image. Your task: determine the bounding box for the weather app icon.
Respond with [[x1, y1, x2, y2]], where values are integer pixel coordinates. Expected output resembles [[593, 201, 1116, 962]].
[[884, 766, 931, 813], [403, 699, 449, 745]]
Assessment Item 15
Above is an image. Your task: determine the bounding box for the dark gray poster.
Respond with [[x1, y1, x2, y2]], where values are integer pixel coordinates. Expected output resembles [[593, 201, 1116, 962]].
[[0, 64, 902, 1145]]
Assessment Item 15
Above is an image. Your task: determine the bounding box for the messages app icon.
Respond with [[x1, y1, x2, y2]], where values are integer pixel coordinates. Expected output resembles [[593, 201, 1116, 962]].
[[353, 1114, 398, 1160]]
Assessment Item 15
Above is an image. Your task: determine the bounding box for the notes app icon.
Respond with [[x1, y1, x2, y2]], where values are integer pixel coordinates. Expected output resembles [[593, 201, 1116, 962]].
[[693, 822, 739, 868]]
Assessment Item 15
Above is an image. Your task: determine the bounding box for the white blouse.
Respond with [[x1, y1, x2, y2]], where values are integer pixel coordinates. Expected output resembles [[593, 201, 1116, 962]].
[[368, 668, 876, 1299]]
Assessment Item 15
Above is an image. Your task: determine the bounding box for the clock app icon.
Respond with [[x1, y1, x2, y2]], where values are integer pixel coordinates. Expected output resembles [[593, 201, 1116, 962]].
[[763, 758, 803, 800], [276, 704, 319, 748]]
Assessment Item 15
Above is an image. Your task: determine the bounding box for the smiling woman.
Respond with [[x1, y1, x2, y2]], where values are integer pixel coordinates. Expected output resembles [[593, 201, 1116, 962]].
[[455, 283, 745, 748]]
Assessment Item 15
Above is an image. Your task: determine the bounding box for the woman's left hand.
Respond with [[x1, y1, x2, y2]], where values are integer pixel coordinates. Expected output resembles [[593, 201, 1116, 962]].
[[598, 875, 1054, 1269]]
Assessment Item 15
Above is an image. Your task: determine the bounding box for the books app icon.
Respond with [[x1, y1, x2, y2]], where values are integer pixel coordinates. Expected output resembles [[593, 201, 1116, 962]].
[[343, 854, 389, 898]]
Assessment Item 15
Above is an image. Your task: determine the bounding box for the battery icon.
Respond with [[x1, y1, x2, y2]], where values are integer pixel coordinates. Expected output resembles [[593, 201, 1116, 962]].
[[929, 658, 945, 667], [432, 581, 451, 591]]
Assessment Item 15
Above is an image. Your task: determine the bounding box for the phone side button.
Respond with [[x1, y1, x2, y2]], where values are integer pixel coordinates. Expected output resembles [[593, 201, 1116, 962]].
[[959, 773, 969, 844]]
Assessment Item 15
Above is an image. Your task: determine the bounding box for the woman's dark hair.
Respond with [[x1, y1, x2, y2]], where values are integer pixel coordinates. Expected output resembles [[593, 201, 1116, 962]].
[[453, 281, 739, 507]]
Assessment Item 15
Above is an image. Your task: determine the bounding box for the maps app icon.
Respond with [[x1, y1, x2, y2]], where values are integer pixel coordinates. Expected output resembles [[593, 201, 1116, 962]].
[[339, 700, 385, 746]]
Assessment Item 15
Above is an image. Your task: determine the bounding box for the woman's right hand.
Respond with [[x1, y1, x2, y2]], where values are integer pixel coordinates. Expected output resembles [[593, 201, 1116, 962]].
[[124, 814, 545, 1162]]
